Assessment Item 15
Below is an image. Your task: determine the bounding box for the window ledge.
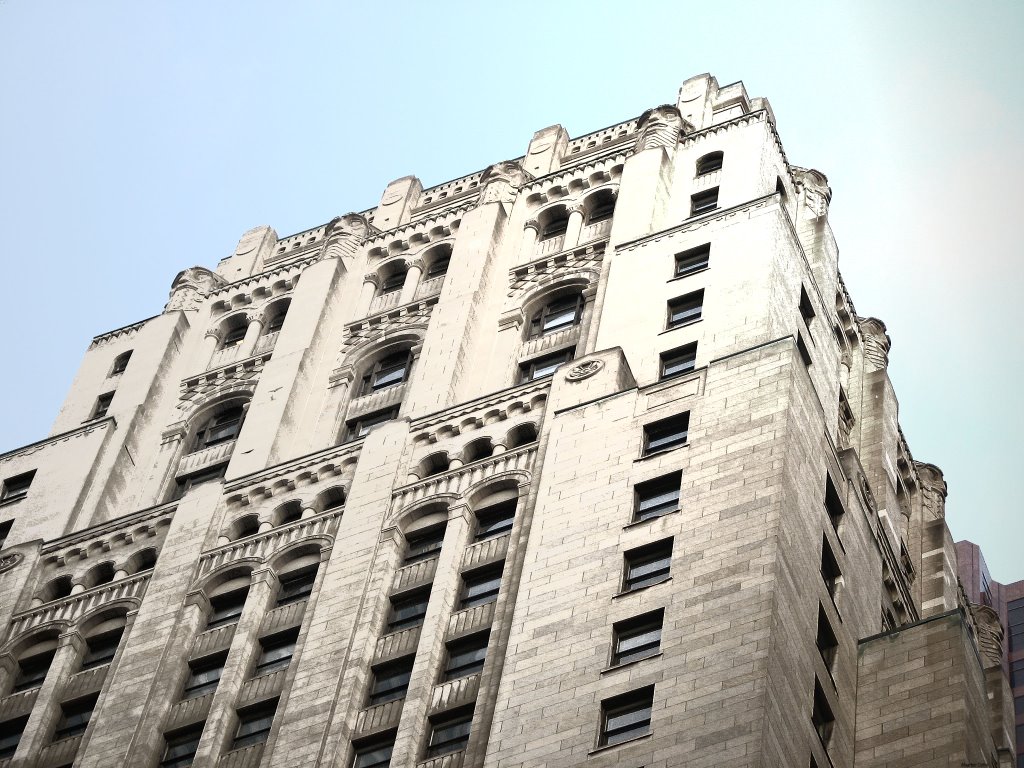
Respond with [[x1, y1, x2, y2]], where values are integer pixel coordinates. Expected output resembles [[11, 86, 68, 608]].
[[623, 509, 679, 530], [600, 652, 663, 675], [634, 444, 689, 463], [659, 318, 702, 335], [612, 576, 671, 600], [668, 267, 710, 283], [588, 732, 652, 755], [0, 496, 25, 509]]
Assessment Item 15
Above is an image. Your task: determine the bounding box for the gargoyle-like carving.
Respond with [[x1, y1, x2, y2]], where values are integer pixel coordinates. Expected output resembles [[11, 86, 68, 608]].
[[322, 213, 371, 261], [858, 317, 891, 372], [970, 603, 1004, 668], [480, 160, 532, 205], [793, 166, 832, 218], [635, 105, 685, 152], [165, 267, 225, 312]]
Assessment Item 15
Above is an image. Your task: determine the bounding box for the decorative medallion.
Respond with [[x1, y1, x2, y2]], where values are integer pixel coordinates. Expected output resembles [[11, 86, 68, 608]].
[[565, 360, 603, 381], [0, 551, 23, 573]]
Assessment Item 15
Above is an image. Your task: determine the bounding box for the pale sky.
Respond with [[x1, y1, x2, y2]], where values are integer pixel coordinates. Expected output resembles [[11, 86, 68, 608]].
[[1, 2, 1021, 579]]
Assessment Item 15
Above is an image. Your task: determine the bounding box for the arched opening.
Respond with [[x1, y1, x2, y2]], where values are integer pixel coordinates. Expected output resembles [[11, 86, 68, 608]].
[[273, 501, 303, 527], [219, 318, 248, 350], [461, 438, 494, 464], [12, 632, 60, 692], [504, 422, 538, 450], [538, 205, 570, 240], [378, 262, 408, 295], [696, 151, 724, 176], [80, 611, 128, 670], [316, 487, 346, 513], [205, 569, 253, 630], [39, 575, 73, 603], [82, 561, 116, 589], [126, 547, 158, 574], [585, 189, 617, 224], [193, 403, 247, 452], [423, 244, 452, 279], [402, 508, 448, 565], [228, 514, 260, 541], [527, 291, 584, 339], [263, 299, 290, 335], [273, 547, 322, 607], [419, 452, 451, 478]]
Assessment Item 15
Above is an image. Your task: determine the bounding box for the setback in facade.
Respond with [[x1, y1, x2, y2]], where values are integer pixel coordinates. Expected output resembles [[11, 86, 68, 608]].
[[0, 72, 1017, 768]]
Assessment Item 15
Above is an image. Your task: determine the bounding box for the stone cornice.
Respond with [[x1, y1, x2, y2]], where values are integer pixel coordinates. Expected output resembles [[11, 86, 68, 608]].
[[223, 440, 363, 497], [208, 256, 315, 300], [90, 315, 158, 347], [40, 501, 177, 555], [365, 205, 472, 250], [344, 297, 439, 344], [521, 151, 628, 194], [680, 110, 795, 186], [0, 419, 114, 465], [181, 352, 273, 397], [409, 378, 551, 435]]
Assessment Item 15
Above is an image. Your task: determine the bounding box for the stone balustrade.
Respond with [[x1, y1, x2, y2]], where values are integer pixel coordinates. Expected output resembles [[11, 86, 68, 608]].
[[196, 509, 342, 578], [429, 672, 480, 716], [252, 331, 279, 356], [9, 573, 149, 636], [62, 664, 108, 701], [579, 217, 612, 243], [369, 290, 403, 315], [0, 688, 38, 721], [165, 691, 214, 732], [176, 440, 236, 479], [416, 750, 465, 768], [518, 325, 581, 363], [536, 234, 565, 256], [217, 742, 264, 768], [259, 599, 307, 637], [191, 623, 236, 658], [36, 733, 82, 768], [239, 667, 286, 707], [462, 533, 510, 572], [208, 344, 240, 370], [346, 383, 406, 422], [391, 557, 438, 595], [394, 446, 536, 512], [415, 275, 446, 300], [353, 697, 404, 738], [446, 601, 495, 640], [374, 625, 421, 664]]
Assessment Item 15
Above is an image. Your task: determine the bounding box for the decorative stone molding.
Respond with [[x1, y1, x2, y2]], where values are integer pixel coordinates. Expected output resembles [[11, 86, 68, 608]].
[[321, 213, 371, 262], [391, 557, 439, 595], [508, 243, 605, 300], [416, 751, 465, 768], [971, 603, 1004, 668], [165, 267, 226, 312], [793, 166, 832, 219], [374, 625, 421, 664], [565, 359, 603, 381], [223, 442, 359, 505], [365, 207, 467, 254], [915, 461, 947, 521], [342, 298, 437, 352], [354, 698, 405, 738], [208, 261, 305, 310], [522, 154, 624, 204], [446, 600, 495, 640], [0, 552, 23, 573], [411, 383, 547, 441], [429, 672, 481, 716], [461, 533, 510, 572], [181, 354, 269, 401], [479, 160, 533, 205], [635, 104, 686, 152], [90, 317, 152, 348], [0, 420, 113, 466], [859, 317, 891, 371], [8, 573, 149, 638]]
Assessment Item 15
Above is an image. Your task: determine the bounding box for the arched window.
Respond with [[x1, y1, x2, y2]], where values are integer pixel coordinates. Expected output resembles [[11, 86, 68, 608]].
[[227, 514, 260, 541], [110, 350, 132, 376], [39, 575, 73, 603], [264, 300, 289, 335], [538, 206, 570, 240], [220, 322, 248, 350], [403, 511, 448, 565], [82, 561, 116, 589], [12, 634, 59, 693], [696, 151, 724, 176], [461, 438, 493, 464], [419, 452, 450, 478], [585, 189, 617, 224], [504, 422, 538, 450], [126, 547, 158, 574], [528, 293, 584, 339], [193, 404, 246, 451], [379, 264, 407, 295], [361, 350, 413, 395], [273, 501, 303, 527], [317, 487, 346, 512], [206, 573, 252, 630], [81, 614, 127, 670]]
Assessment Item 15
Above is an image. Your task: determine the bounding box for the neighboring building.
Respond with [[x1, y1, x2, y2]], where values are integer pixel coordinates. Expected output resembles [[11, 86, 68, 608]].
[[957, 540, 1024, 767], [0, 73, 1016, 768]]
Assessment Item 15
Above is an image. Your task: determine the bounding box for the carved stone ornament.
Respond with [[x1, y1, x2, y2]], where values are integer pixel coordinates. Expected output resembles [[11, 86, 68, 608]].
[[970, 603, 1004, 668], [480, 160, 532, 205], [793, 166, 833, 218], [565, 359, 604, 381], [0, 551, 23, 573], [165, 267, 226, 313], [858, 317, 891, 372], [635, 105, 684, 152], [322, 214, 371, 261]]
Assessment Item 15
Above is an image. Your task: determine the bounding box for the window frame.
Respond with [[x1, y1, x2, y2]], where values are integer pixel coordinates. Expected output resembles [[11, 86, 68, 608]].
[[110, 350, 132, 376], [361, 351, 413, 395], [458, 566, 503, 610], [220, 324, 247, 349], [425, 708, 474, 758], [443, 632, 489, 681], [386, 589, 431, 634], [81, 626, 124, 670], [666, 290, 704, 329], [622, 539, 673, 593], [194, 406, 245, 451], [92, 392, 115, 419], [367, 656, 415, 706], [695, 151, 724, 176], [404, 524, 446, 565], [633, 472, 681, 523], [474, 501, 516, 542], [347, 407, 401, 440], [206, 586, 250, 630], [275, 566, 318, 607], [689, 187, 719, 216], [527, 294, 584, 339], [642, 413, 690, 456], [53, 693, 98, 741], [379, 269, 407, 295], [253, 629, 298, 678], [230, 699, 278, 751], [352, 734, 395, 768], [182, 652, 227, 700], [611, 610, 664, 667], [1, 470, 36, 504], [659, 343, 697, 381], [598, 686, 654, 747], [519, 347, 575, 383], [673, 244, 710, 278], [13, 647, 56, 692]]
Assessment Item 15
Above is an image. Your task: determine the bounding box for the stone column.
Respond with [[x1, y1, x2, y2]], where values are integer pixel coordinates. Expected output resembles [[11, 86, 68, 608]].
[[359, 274, 379, 317], [519, 220, 540, 263], [237, 315, 264, 359], [563, 204, 585, 250], [200, 331, 220, 371], [399, 259, 424, 306], [12, 630, 84, 765]]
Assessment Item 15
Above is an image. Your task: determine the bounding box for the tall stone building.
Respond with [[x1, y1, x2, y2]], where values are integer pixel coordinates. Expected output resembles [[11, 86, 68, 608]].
[[0, 73, 1015, 767]]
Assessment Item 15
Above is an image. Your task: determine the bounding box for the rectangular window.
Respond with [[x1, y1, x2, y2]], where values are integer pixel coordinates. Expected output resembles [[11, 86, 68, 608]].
[[183, 653, 227, 699], [799, 286, 816, 326], [821, 537, 841, 601], [171, 463, 227, 501], [160, 723, 205, 768], [633, 473, 681, 523], [387, 589, 431, 633], [797, 332, 812, 367], [362, 352, 411, 394], [352, 734, 395, 768], [519, 347, 575, 383], [474, 501, 516, 541], [13, 649, 55, 692], [816, 605, 838, 673], [276, 567, 317, 606], [254, 629, 298, 677], [674, 244, 710, 277], [459, 567, 503, 610], [812, 679, 835, 748], [348, 407, 400, 440], [443, 632, 489, 681], [599, 686, 654, 746], [622, 540, 673, 593], [368, 656, 414, 705], [824, 476, 844, 532], [207, 587, 249, 630], [0, 716, 28, 759], [53, 694, 98, 740], [231, 699, 278, 750], [667, 290, 704, 329], [642, 413, 689, 456], [659, 343, 697, 380], [81, 627, 124, 670], [612, 610, 664, 666], [91, 392, 114, 419], [690, 187, 719, 216], [0, 519, 12, 549], [1, 470, 35, 504], [426, 708, 474, 758], [529, 295, 583, 338], [404, 525, 446, 565]]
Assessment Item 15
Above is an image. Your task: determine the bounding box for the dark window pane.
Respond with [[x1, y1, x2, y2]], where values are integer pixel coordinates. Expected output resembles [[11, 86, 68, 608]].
[[368, 657, 414, 705], [405, 524, 446, 564], [207, 587, 249, 629], [353, 735, 395, 768], [520, 348, 575, 383], [444, 633, 489, 681], [459, 568, 503, 609], [613, 611, 663, 666], [0, 716, 28, 759], [643, 414, 689, 455], [696, 152, 723, 175], [475, 502, 516, 541], [254, 630, 297, 677], [81, 627, 124, 670], [426, 710, 473, 757], [600, 687, 654, 746], [674, 245, 710, 277], [231, 700, 278, 750], [624, 541, 673, 592], [183, 653, 226, 699], [387, 590, 430, 633], [667, 291, 704, 328], [276, 567, 317, 606], [53, 694, 97, 740], [160, 724, 205, 768], [634, 473, 681, 522], [1, 470, 35, 503], [690, 188, 719, 215]]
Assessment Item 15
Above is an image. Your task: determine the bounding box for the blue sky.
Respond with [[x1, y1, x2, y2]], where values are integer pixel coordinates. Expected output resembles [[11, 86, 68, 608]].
[[1, 1, 1021, 579]]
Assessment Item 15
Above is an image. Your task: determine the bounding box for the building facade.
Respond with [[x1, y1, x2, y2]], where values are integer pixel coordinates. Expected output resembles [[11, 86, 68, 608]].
[[0, 73, 1016, 767]]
